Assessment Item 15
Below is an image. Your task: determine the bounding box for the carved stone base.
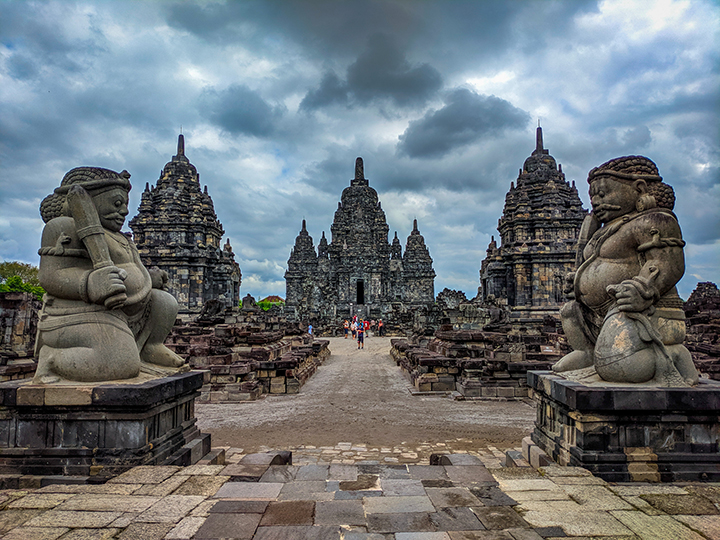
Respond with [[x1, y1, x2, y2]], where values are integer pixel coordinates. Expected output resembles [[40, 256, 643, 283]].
[[528, 370, 720, 482], [0, 371, 208, 477]]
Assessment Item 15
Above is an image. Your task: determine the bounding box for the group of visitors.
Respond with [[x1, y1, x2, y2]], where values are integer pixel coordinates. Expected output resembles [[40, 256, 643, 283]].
[[343, 316, 384, 349]]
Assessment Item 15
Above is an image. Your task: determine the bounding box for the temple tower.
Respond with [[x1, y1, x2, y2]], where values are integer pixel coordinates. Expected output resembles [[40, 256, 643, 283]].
[[480, 127, 586, 318], [285, 157, 435, 322], [130, 134, 241, 314]]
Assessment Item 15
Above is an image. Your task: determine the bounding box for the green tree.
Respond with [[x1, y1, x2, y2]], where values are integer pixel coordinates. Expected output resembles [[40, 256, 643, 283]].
[[0, 262, 45, 299], [0, 261, 40, 287]]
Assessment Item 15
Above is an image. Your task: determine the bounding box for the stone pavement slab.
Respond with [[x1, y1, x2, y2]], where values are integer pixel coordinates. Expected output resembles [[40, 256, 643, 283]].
[[611, 510, 706, 540], [193, 513, 261, 539], [108, 466, 180, 485], [134, 495, 205, 523], [366, 511, 435, 533], [426, 487, 483, 508], [55, 494, 159, 513], [396, 533, 451, 539], [260, 500, 314, 526], [171, 475, 228, 496], [209, 499, 269, 513], [37, 483, 140, 495], [364, 495, 435, 514], [429, 506, 486, 531], [675, 515, 720, 539], [213, 481, 284, 499], [314, 499, 366, 526], [640, 493, 720, 515], [53, 527, 120, 539], [444, 466, 496, 485], [471, 506, 528, 530], [520, 509, 633, 537], [176, 464, 226, 476], [381, 478, 426, 496], [7, 493, 73, 509], [115, 522, 174, 539], [26, 510, 123, 528], [253, 525, 342, 539], [295, 465, 329, 480], [165, 516, 205, 539], [260, 465, 299, 482], [0, 526, 69, 540]]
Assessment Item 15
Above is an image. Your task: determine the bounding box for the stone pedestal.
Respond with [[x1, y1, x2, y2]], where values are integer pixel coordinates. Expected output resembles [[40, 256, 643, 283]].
[[528, 370, 720, 482], [0, 371, 209, 478]]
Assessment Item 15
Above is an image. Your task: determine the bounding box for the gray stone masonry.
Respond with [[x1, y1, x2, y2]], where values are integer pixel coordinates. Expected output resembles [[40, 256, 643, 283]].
[[130, 134, 241, 314], [480, 127, 586, 319], [285, 157, 435, 330]]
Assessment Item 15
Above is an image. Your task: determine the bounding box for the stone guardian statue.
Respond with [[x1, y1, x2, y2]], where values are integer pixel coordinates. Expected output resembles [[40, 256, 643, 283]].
[[552, 156, 698, 387], [34, 167, 185, 383]]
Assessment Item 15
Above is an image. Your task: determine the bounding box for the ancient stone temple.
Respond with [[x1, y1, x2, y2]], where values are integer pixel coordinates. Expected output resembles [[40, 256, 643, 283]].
[[130, 135, 241, 314], [285, 158, 435, 323], [480, 127, 586, 318]]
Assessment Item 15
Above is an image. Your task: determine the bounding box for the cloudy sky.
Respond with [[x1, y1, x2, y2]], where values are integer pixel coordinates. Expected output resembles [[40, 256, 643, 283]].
[[1, 0, 718, 301]]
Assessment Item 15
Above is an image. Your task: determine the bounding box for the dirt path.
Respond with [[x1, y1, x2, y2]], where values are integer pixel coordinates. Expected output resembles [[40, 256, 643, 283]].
[[196, 336, 536, 452]]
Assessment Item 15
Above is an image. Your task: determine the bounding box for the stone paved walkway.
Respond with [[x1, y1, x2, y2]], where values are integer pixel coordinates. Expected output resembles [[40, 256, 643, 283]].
[[1, 447, 719, 539]]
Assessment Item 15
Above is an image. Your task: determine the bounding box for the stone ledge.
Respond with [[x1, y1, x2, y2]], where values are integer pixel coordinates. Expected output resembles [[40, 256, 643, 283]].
[[528, 370, 720, 411]]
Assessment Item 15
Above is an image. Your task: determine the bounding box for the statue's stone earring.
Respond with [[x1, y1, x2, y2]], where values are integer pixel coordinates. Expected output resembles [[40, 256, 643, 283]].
[[636, 193, 656, 212]]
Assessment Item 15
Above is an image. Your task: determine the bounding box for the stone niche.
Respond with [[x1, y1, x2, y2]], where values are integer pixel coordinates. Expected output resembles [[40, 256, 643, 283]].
[[0, 291, 40, 381], [529, 371, 720, 482], [0, 371, 208, 478]]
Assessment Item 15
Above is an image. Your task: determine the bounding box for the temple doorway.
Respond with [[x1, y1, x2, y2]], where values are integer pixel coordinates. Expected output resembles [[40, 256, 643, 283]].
[[356, 280, 364, 304]]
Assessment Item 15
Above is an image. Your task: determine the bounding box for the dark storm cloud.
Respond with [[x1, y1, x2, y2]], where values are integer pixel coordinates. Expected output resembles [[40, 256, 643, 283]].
[[300, 71, 349, 110], [397, 88, 530, 158], [202, 85, 284, 137], [345, 34, 442, 107], [301, 34, 442, 111]]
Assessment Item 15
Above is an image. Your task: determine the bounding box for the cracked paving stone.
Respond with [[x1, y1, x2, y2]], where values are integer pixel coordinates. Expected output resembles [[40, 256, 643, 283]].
[[470, 506, 528, 530], [133, 475, 188, 497], [425, 487, 483, 508], [468, 486, 517, 507]]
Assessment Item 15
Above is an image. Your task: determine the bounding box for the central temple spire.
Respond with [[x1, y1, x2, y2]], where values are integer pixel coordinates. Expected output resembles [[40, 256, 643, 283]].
[[355, 157, 364, 180], [177, 134, 185, 157]]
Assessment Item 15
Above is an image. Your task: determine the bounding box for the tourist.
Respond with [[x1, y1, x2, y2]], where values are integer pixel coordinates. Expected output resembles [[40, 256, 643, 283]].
[[363, 319, 370, 338], [357, 321, 364, 349], [378, 319, 384, 336], [343, 319, 349, 338], [308, 323, 313, 336], [351, 320, 357, 339]]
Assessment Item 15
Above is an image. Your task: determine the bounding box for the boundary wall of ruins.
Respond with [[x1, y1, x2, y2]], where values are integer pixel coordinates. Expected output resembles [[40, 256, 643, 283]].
[[165, 307, 329, 402]]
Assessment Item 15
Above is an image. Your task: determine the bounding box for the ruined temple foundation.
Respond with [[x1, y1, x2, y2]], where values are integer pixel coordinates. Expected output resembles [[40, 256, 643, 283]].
[[0, 371, 210, 478], [529, 370, 720, 482]]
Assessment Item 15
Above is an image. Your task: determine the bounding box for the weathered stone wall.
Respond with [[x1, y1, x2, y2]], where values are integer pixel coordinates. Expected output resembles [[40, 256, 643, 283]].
[[0, 291, 39, 381], [165, 306, 329, 402], [684, 281, 720, 379], [391, 323, 566, 398]]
